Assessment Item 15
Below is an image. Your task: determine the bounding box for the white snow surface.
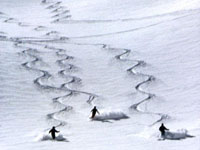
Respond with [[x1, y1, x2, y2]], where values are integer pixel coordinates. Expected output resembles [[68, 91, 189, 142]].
[[0, 0, 200, 149], [92, 110, 129, 121]]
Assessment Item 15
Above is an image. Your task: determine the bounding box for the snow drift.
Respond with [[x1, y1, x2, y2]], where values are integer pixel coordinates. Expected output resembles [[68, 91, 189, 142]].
[[92, 111, 129, 121], [163, 129, 194, 140]]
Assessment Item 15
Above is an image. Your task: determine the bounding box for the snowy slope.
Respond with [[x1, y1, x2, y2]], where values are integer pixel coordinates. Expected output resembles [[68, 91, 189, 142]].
[[0, 0, 200, 150]]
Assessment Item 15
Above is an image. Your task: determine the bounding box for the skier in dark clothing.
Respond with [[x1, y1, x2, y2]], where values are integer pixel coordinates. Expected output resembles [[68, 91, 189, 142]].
[[159, 123, 169, 137], [49, 126, 59, 139], [90, 106, 100, 118]]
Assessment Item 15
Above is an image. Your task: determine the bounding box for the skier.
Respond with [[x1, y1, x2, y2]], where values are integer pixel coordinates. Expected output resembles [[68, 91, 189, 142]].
[[159, 123, 169, 137], [49, 126, 59, 139], [90, 106, 100, 118]]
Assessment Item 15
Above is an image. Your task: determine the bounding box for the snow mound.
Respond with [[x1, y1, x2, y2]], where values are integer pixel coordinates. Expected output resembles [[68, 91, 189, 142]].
[[35, 133, 68, 142], [92, 111, 129, 121], [163, 129, 194, 140]]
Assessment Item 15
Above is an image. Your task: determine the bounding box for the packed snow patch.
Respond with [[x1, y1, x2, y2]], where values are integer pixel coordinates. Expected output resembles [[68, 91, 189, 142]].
[[92, 111, 129, 121]]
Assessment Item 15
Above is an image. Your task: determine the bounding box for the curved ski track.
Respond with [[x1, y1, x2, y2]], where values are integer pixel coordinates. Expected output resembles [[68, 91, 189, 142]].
[[43, 1, 200, 24], [42, 0, 170, 126], [60, 41, 170, 126], [43, 1, 200, 40], [0, 0, 171, 132], [102, 45, 170, 126], [17, 40, 98, 130]]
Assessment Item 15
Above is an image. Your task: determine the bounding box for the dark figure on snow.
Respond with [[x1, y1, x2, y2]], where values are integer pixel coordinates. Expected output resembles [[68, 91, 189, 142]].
[[49, 126, 59, 139], [159, 123, 169, 137], [90, 106, 100, 118]]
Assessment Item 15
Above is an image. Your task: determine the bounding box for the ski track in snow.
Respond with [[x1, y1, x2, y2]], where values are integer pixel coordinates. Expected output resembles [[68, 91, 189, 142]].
[[43, 0, 170, 125], [44, 1, 200, 24], [45, 1, 72, 23], [16, 40, 99, 131], [44, 1, 200, 39], [112, 46, 170, 126], [68, 42, 170, 125], [0, 0, 171, 129], [1, 1, 188, 144], [68, 12, 199, 39], [18, 44, 71, 128]]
